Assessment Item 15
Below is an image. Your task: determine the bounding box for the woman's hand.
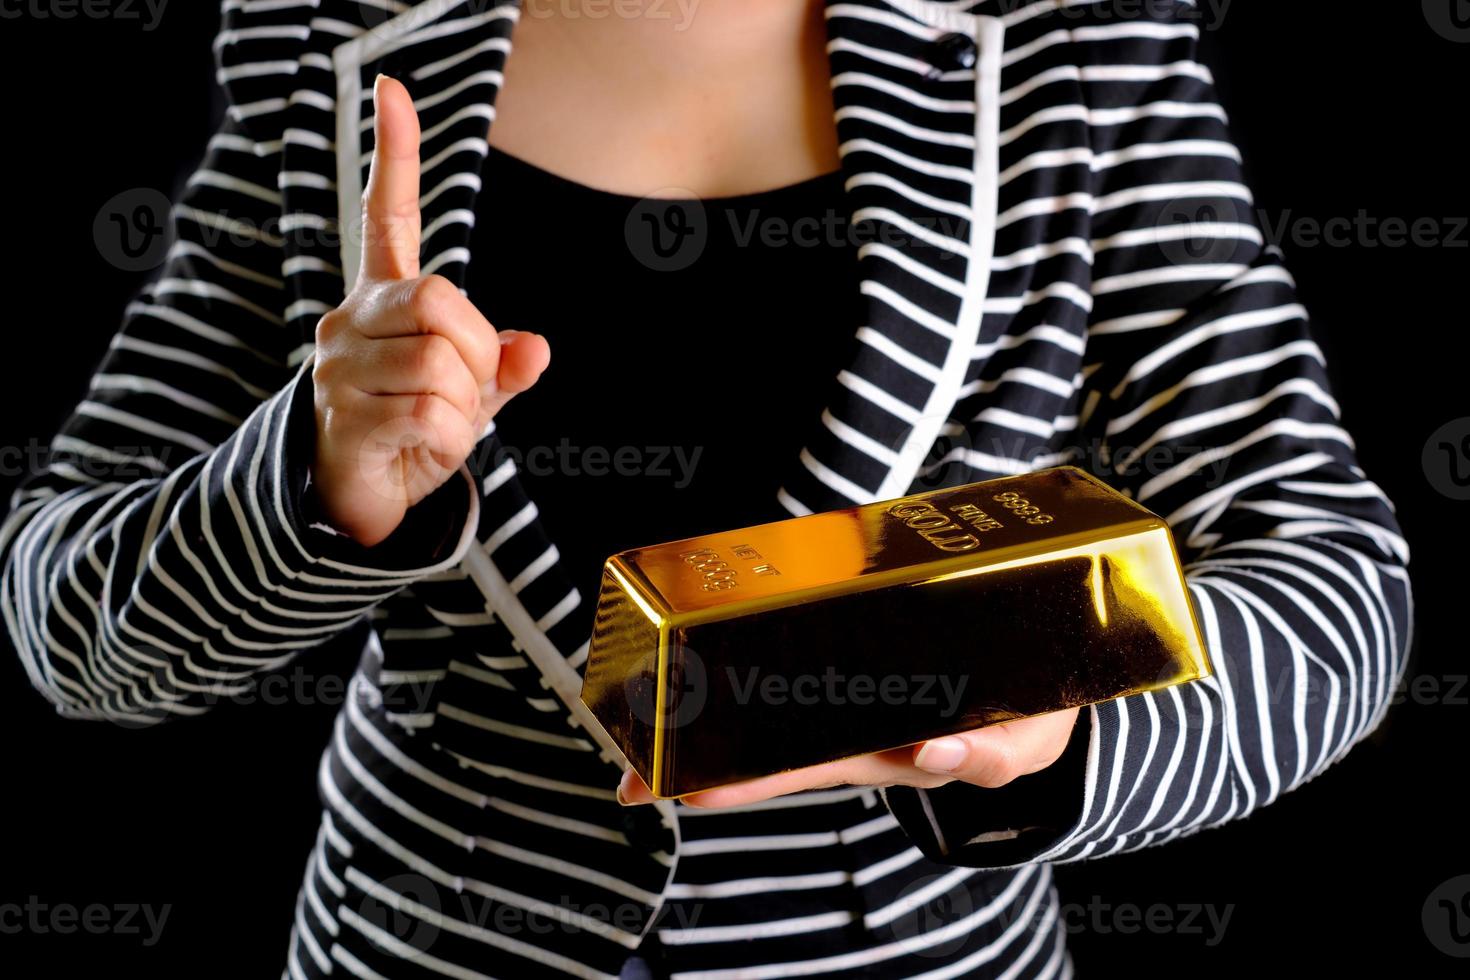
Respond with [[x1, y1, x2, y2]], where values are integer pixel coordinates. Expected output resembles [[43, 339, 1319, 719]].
[[311, 75, 550, 547], [617, 706, 1082, 807]]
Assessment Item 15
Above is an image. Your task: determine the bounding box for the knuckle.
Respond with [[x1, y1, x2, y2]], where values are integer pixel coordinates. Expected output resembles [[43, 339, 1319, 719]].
[[389, 200, 422, 223], [414, 334, 457, 380], [310, 351, 340, 389], [409, 396, 470, 456], [314, 307, 348, 346], [407, 274, 456, 322], [317, 398, 349, 441], [313, 387, 351, 445], [976, 743, 1020, 787]]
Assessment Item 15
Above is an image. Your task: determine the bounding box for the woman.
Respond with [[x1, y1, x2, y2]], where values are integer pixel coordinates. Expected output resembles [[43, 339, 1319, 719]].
[[1, 1, 1410, 977]]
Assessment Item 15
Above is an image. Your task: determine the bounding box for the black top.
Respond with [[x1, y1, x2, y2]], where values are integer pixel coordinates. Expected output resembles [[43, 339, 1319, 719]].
[[466, 145, 863, 599]]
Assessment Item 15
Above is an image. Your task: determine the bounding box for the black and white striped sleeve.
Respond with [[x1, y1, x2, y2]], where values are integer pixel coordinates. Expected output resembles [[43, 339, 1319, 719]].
[[884, 2, 1412, 867], [0, 41, 478, 725]]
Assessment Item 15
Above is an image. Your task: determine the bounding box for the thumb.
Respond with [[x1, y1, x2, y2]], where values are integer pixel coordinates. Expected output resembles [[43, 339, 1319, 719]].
[[912, 708, 1081, 788], [476, 330, 551, 431]]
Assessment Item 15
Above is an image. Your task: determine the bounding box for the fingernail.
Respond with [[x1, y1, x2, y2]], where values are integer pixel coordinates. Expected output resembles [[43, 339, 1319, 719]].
[[915, 736, 968, 773], [616, 769, 634, 806]]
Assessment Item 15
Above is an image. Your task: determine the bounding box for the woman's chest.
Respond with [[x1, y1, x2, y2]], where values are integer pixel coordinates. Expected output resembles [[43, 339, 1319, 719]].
[[462, 147, 872, 592]]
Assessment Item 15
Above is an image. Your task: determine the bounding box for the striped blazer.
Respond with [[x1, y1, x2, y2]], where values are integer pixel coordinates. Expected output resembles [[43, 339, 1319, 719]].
[[1, 1, 1412, 977]]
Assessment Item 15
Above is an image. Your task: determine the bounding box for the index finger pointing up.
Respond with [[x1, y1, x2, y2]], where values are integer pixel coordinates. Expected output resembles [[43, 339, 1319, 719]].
[[360, 74, 422, 282]]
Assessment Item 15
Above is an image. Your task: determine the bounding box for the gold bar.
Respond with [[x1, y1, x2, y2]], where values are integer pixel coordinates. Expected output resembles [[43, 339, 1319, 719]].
[[580, 466, 1210, 799]]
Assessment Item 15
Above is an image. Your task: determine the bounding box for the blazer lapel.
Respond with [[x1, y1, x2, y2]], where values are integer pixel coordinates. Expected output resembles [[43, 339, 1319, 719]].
[[779, 0, 1006, 515], [331, 0, 517, 295], [273, 0, 515, 367]]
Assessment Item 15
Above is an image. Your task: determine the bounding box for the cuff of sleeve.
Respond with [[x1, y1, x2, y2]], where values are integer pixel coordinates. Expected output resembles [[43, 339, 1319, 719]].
[[881, 707, 1092, 869], [277, 355, 480, 576]]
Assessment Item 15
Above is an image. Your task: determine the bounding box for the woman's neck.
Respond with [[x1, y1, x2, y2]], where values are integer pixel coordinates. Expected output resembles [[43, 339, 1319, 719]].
[[488, 0, 841, 199]]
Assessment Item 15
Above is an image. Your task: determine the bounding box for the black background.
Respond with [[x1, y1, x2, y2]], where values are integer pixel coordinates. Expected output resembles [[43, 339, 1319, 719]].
[[0, 2, 1466, 975]]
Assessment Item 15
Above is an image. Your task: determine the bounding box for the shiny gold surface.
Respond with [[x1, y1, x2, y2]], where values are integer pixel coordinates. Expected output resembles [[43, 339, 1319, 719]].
[[580, 466, 1211, 799]]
